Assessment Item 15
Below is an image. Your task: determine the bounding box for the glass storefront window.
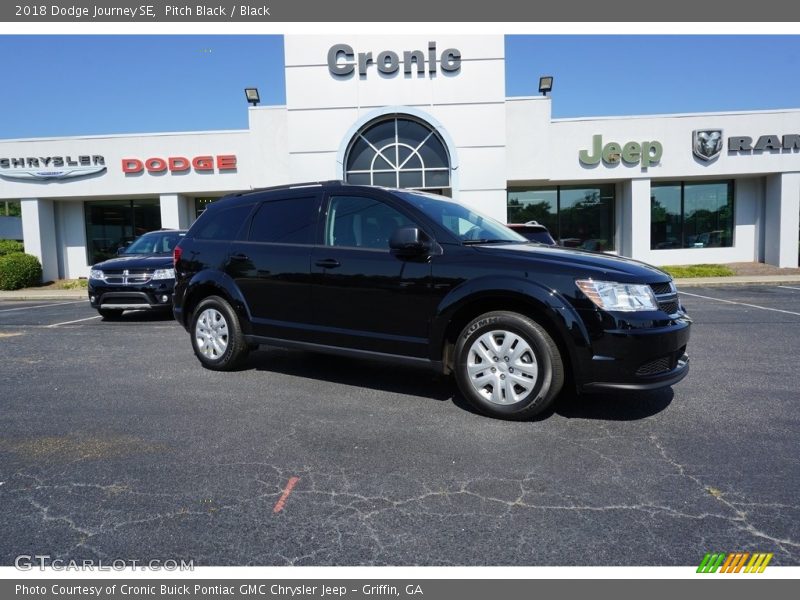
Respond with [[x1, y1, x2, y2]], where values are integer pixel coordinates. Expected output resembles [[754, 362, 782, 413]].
[[195, 198, 217, 219], [650, 181, 733, 249], [507, 188, 557, 235], [559, 185, 615, 252], [650, 184, 682, 249], [507, 184, 615, 251], [1, 200, 21, 217], [84, 199, 161, 265]]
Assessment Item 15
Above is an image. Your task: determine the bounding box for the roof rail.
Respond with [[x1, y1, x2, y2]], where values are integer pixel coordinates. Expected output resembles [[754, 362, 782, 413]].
[[234, 180, 345, 197]]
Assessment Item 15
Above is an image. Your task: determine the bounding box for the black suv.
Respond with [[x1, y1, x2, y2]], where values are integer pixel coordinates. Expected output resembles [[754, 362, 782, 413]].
[[89, 229, 186, 319], [173, 182, 690, 420], [506, 221, 556, 245]]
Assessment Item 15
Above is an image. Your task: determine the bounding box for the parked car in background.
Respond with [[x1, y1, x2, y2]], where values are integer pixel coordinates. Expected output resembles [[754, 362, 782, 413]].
[[172, 182, 690, 421], [506, 221, 556, 245], [88, 229, 186, 319]]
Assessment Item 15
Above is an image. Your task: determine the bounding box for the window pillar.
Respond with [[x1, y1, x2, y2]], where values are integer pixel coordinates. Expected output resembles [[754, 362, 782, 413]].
[[621, 178, 650, 259], [764, 173, 800, 268], [21, 198, 59, 282], [160, 194, 190, 230]]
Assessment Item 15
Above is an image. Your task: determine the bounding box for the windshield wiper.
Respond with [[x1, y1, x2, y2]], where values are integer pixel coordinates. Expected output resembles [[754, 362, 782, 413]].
[[462, 239, 521, 245]]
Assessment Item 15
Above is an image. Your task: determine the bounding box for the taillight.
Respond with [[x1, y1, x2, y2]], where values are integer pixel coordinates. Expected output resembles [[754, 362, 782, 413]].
[[173, 245, 182, 269]]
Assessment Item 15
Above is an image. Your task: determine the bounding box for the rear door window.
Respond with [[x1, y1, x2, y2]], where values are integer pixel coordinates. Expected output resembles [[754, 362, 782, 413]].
[[248, 196, 319, 245]]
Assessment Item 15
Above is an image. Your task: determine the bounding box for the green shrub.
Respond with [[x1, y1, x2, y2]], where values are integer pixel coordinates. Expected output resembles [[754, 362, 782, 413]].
[[0, 239, 23, 256], [54, 279, 88, 290], [0, 253, 42, 290], [662, 264, 735, 278]]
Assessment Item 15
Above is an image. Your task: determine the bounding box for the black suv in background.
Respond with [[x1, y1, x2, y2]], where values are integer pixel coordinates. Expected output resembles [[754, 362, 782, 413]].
[[506, 221, 556, 245], [89, 229, 186, 319], [173, 182, 690, 420]]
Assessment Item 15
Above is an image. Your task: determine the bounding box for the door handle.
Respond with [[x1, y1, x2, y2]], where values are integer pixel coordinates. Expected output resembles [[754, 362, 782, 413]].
[[315, 258, 341, 269], [230, 253, 249, 261]]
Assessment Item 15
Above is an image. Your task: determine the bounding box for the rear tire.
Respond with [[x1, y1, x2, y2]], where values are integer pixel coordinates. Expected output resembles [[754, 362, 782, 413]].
[[190, 295, 249, 371], [453, 311, 564, 420], [98, 308, 123, 320]]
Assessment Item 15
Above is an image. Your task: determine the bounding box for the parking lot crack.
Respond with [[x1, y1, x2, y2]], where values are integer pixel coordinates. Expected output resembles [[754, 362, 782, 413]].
[[25, 498, 98, 537], [648, 434, 800, 553]]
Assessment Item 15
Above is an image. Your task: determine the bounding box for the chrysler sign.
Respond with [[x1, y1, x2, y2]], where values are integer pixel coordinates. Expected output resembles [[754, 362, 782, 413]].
[[0, 155, 106, 182]]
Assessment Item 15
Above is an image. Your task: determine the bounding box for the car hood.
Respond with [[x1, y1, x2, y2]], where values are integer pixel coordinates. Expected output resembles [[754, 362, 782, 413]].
[[93, 254, 173, 271], [472, 243, 670, 282]]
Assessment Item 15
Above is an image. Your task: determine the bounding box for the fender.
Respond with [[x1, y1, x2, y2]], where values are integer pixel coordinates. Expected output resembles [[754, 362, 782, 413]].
[[430, 275, 593, 382], [180, 269, 253, 334]]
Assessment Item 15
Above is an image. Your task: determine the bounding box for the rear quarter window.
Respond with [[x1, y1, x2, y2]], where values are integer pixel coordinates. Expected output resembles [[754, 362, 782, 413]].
[[192, 203, 254, 241]]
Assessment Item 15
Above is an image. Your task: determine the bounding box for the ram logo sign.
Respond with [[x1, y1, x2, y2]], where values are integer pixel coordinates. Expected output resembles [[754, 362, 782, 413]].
[[693, 129, 724, 161]]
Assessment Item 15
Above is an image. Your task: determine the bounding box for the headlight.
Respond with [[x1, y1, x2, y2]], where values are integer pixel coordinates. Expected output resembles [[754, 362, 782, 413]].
[[89, 269, 105, 280], [575, 279, 658, 312], [151, 268, 175, 280]]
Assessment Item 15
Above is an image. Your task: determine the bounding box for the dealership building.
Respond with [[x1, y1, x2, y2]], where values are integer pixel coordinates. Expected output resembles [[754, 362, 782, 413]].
[[1, 35, 799, 281]]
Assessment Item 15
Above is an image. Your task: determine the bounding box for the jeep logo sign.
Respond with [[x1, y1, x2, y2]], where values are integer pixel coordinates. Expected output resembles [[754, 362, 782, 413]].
[[579, 135, 663, 169], [328, 42, 461, 77]]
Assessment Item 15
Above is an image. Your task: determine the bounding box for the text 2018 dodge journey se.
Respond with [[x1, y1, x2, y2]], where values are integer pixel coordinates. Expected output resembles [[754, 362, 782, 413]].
[[173, 181, 690, 420]]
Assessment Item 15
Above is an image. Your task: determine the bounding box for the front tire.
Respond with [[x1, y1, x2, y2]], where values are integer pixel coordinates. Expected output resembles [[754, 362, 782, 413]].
[[453, 311, 564, 420], [190, 295, 249, 371]]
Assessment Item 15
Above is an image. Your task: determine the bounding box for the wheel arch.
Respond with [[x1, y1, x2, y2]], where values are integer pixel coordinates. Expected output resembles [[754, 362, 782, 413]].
[[181, 271, 251, 334], [432, 279, 591, 387]]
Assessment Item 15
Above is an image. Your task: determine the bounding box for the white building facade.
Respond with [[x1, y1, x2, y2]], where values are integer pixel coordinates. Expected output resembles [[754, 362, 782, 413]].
[[1, 34, 798, 281]]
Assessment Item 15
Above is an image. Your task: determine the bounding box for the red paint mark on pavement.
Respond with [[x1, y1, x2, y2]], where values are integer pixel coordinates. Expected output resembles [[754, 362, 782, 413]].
[[273, 476, 300, 513]]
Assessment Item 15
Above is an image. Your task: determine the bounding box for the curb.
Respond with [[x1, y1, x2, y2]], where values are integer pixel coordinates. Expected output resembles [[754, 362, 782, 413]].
[[0, 291, 87, 301], [673, 276, 800, 287]]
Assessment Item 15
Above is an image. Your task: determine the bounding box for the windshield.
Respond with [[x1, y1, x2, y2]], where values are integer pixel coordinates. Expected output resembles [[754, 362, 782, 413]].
[[124, 231, 184, 255], [396, 191, 527, 244]]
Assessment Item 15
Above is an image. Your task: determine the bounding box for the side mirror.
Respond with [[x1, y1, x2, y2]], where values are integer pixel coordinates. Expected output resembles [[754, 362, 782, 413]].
[[389, 227, 433, 257], [116, 247, 126, 255]]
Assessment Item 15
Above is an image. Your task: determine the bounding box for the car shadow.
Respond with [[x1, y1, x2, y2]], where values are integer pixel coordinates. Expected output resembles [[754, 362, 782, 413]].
[[248, 347, 454, 401], [103, 310, 176, 323], [555, 387, 674, 421], [246, 346, 674, 421]]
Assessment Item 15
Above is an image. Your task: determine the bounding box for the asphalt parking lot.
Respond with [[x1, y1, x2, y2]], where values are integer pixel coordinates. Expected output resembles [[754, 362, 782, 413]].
[[1, 285, 798, 566]]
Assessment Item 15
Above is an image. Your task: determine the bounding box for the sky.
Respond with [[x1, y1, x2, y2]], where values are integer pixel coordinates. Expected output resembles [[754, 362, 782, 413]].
[[0, 35, 799, 139]]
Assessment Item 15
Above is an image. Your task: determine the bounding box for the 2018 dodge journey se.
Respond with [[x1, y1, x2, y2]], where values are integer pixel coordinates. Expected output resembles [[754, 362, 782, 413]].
[[172, 181, 690, 420]]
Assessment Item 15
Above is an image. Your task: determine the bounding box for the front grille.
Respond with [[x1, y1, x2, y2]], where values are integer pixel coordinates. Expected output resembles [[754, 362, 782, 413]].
[[635, 355, 672, 376], [102, 297, 148, 305], [659, 300, 679, 314], [103, 269, 153, 285], [649, 282, 680, 315], [649, 282, 673, 295]]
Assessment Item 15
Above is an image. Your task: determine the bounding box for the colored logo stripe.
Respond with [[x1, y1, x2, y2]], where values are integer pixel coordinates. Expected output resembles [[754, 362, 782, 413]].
[[697, 552, 773, 573], [745, 553, 773, 573], [697, 553, 726, 573]]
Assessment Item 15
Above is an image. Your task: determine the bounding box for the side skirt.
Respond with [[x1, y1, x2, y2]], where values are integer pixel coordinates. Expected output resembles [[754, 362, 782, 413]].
[[244, 335, 444, 373]]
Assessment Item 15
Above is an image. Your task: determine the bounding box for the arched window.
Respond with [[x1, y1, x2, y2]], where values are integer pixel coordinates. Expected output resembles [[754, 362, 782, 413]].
[[344, 116, 451, 193]]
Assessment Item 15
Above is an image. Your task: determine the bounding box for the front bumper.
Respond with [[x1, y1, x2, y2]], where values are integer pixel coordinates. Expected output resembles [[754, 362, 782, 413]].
[[88, 280, 175, 311], [577, 315, 692, 393], [582, 354, 689, 392]]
